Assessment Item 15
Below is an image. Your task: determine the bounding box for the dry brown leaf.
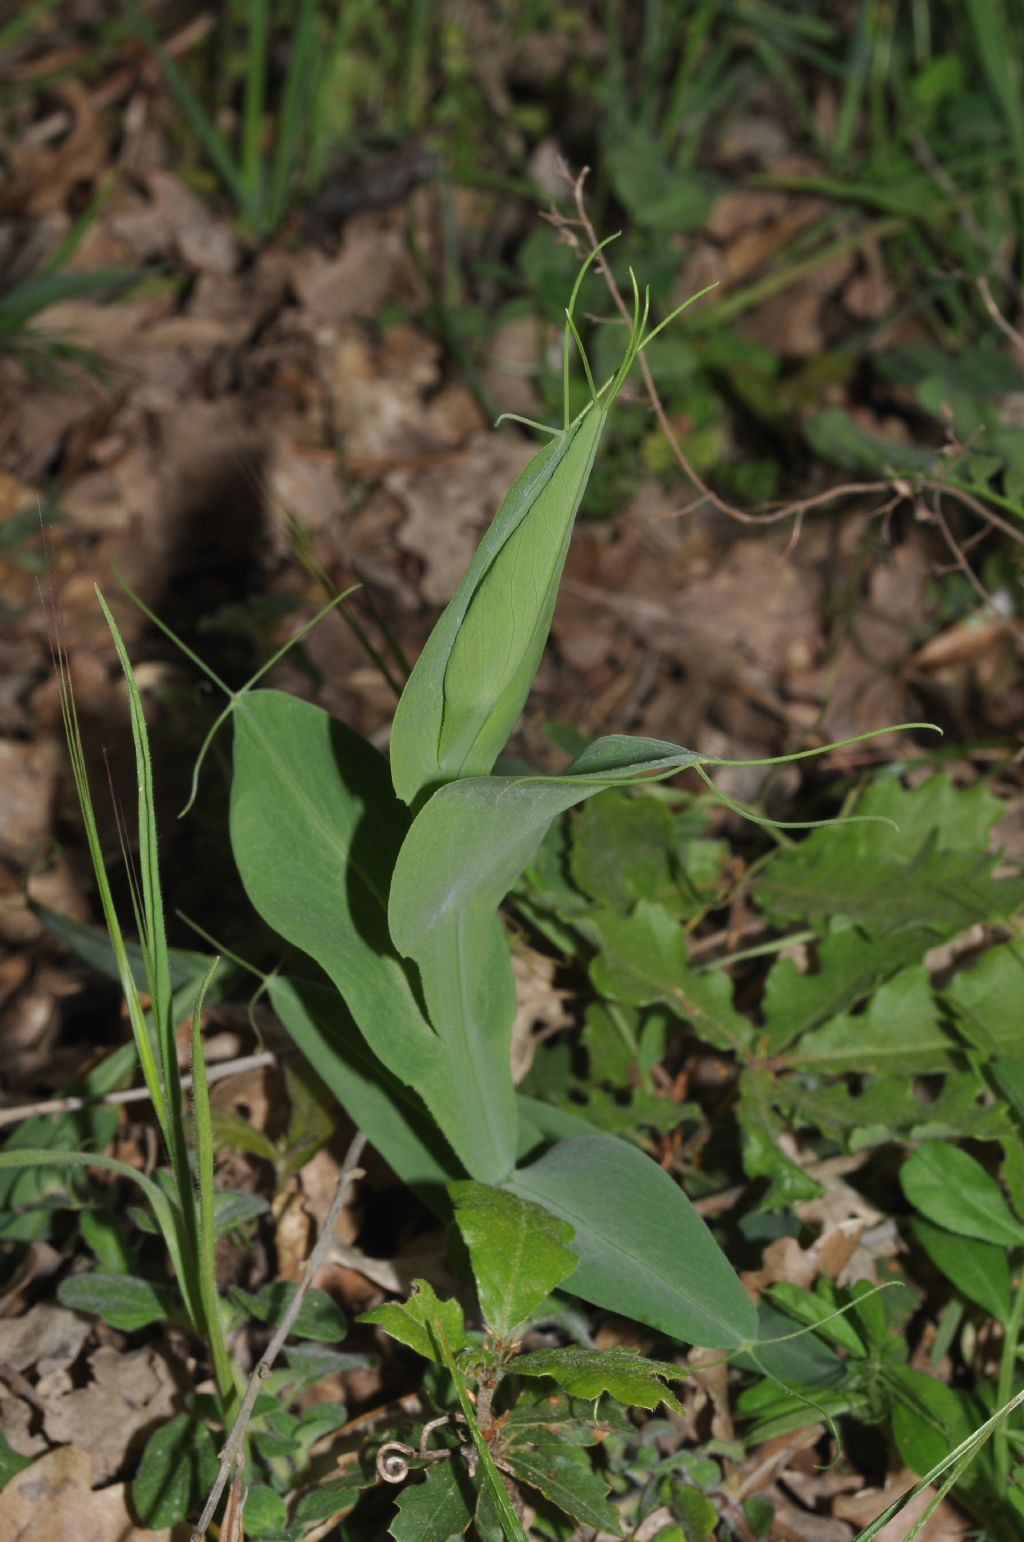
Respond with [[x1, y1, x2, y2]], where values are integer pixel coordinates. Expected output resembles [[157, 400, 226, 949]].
[[509, 947, 573, 1085], [0, 1303, 89, 1376], [0, 1444, 172, 1542], [41, 1345, 177, 1483], [0, 82, 108, 218], [291, 215, 408, 323], [834, 1470, 970, 1539]]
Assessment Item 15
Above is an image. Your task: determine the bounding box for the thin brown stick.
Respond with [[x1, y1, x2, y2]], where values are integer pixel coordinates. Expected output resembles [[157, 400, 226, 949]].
[[191, 1130, 367, 1541], [926, 493, 1000, 611], [546, 163, 1024, 555], [0, 1051, 278, 1130]]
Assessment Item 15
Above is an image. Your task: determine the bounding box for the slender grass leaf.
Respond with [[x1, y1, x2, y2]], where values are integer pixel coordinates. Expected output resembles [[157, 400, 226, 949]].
[[188, 957, 235, 1408], [509, 1135, 757, 1348], [450, 1183, 577, 1337]]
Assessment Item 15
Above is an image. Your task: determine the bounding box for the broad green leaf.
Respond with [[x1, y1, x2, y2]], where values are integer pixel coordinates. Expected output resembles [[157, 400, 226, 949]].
[[210, 1189, 269, 1237], [390, 410, 607, 807], [230, 691, 489, 1177], [900, 1142, 1024, 1247], [886, 1367, 975, 1479], [569, 790, 676, 912], [132, 1414, 218, 1528], [57, 1270, 179, 1332], [390, 1460, 474, 1541], [390, 741, 701, 957], [513, 1345, 687, 1412], [268, 977, 459, 1196], [912, 1219, 1012, 1324], [359, 1279, 471, 1364], [502, 1438, 621, 1535], [0, 1149, 187, 1292], [787, 967, 952, 1074], [450, 1183, 577, 1337], [509, 1135, 757, 1348], [588, 900, 754, 1055], [388, 738, 701, 1184], [244, 1485, 288, 1537], [229, 1282, 347, 1341], [760, 922, 932, 1054]]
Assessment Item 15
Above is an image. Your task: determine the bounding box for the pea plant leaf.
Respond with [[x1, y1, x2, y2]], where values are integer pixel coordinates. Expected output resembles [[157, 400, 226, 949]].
[[449, 1182, 577, 1338], [387, 737, 703, 1184], [513, 1345, 688, 1412], [508, 1135, 757, 1349], [390, 408, 609, 807], [900, 1142, 1024, 1247], [230, 689, 495, 1178]]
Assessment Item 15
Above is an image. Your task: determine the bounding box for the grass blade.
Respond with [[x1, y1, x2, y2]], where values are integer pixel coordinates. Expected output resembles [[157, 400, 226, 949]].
[[124, 0, 252, 225], [265, 0, 319, 231], [189, 958, 238, 1412], [241, 0, 269, 219]]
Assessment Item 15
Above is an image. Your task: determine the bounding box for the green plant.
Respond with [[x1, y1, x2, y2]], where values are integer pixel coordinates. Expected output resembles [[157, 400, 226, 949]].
[[122, 0, 397, 238]]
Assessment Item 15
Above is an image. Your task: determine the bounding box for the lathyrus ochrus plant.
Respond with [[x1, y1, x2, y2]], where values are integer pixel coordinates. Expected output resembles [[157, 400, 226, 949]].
[[223, 244, 937, 1355]]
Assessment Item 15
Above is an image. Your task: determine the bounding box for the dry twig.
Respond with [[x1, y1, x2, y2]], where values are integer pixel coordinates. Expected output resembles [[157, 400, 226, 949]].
[[191, 1129, 367, 1541]]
